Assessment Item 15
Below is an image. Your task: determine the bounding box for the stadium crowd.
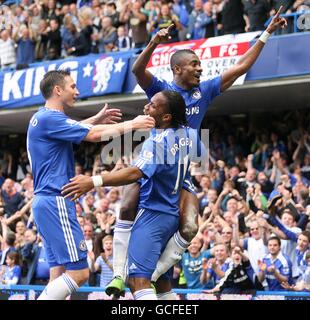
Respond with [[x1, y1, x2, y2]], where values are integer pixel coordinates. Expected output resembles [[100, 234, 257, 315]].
[[0, 109, 309, 294], [0, 0, 310, 70]]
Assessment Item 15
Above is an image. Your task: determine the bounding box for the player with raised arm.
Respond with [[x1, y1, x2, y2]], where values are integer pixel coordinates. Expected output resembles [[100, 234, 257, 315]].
[[103, 7, 288, 297], [62, 90, 206, 299], [27, 70, 154, 300]]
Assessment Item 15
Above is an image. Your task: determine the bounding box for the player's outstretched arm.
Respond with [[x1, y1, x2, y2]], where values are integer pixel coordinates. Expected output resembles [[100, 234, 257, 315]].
[[81, 103, 122, 125], [61, 167, 143, 201], [84, 115, 155, 142], [132, 25, 174, 90], [220, 6, 287, 92]]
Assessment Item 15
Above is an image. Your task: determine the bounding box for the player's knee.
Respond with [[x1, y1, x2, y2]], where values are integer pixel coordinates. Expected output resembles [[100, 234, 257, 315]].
[[179, 210, 199, 242], [179, 222, 199, 242]]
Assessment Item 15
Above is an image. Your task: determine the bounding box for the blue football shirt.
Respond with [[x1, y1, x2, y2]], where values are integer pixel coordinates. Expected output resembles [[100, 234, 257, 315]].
[[145, 76, 221, 129], [27, 107, 91, 196], [262, 252, 293, 291], [133, 126, 206, 216]]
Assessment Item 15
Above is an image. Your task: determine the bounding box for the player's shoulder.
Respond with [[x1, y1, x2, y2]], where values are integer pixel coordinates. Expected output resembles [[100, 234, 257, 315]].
[[199, 75, 221, 89]]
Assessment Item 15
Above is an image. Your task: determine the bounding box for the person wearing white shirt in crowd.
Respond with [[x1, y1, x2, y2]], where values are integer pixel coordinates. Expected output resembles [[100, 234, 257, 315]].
[[0, 29, 16, 69]]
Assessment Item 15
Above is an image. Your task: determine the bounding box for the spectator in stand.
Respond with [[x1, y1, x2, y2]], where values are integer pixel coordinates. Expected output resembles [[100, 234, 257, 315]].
[[67, 6, 93, 56], [233, 216, 268, 275], [1, 179, 24, 218], [204, 243, 232, 287], [120, 0, 149, 49], [46, 18, 62, 60], [172, 0, 190, 41], [115, 25, 131, 51], [282, 251, 310, 291], [205, 246, 264, 294], [98, 16, 117, 53], [34, 19, 49, 61], [61, 15, 77, 57], [41, 0, 58, 23], [0, 29, 16, 69], [105, 1, 121, 29], [175, 236, 214, 289], [218, 0, 245, 35], [20, 229, 49, 285], [187, 0, 206, 40], [150, 3, 182, 43], [0, 252, 21, 285], [244, 0, 271, 32], [89, 235, 114, 288], [202, 1, 217, 38], [13, 22, 36, 69], [258, 236, 293, 291], [0, 217, 17, 266]]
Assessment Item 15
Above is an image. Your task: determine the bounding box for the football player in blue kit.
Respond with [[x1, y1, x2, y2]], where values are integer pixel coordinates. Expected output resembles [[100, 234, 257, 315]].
[[104, 7, 288, 297], [62, 90, 207, 299], [27, 70, 155, 300]]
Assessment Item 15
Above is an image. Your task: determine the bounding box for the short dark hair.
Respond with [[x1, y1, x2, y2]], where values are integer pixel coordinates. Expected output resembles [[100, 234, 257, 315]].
[[7, 252, 20, 266], [268, 236, 281, 246], [161, 90, 187, 128], [40, 69, 71, 99], [6, 232, 16, 246], [170, 49, 196, 71], [300, 230, 310, 243]]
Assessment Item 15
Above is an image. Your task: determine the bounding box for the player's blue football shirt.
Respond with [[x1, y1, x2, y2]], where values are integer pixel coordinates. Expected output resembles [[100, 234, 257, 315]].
[[27, 107, 91, 196], [133, 126, 206, 216], [145, 76, 221, 129]]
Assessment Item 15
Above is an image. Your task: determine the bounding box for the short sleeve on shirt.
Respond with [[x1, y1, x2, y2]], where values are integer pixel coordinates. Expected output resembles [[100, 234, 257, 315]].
[[145, 76, 168, 100], [200, 76, 221, 102], [44, 112, 91, 144], [133, 137, 164, 179]]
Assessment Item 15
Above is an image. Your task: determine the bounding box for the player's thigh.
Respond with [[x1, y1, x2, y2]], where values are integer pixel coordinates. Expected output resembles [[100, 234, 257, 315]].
[[32, 196, 88, 266], [119, 182, 140, 221]]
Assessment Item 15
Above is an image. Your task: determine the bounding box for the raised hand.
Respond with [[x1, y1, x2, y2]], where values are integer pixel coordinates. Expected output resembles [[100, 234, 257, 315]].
[[62, 175, 94, 201], [152, 24, 174, 44], [266, 6, 287, 34], [95, 103, 122, 124]]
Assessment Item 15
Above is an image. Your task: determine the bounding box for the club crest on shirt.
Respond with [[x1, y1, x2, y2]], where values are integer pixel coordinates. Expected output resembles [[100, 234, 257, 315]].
[[79, 240, 87, 252], [192, 90, 201, 99], [142, 150, 154, 161]]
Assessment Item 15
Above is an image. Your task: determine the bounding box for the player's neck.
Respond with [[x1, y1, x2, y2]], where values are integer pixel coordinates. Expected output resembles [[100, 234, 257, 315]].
[[45, 100, 65, 113], [174, 77, 193, 91]]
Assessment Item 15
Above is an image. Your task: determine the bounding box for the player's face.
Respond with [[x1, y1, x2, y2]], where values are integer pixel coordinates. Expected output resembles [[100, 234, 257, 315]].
[[61, 76, 79, 108], [144, 92, 169, 128], [177, 53, 202, 88]]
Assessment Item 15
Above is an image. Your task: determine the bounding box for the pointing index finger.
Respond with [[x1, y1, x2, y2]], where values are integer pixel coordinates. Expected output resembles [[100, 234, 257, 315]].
[[274, 5, 283, 18]]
